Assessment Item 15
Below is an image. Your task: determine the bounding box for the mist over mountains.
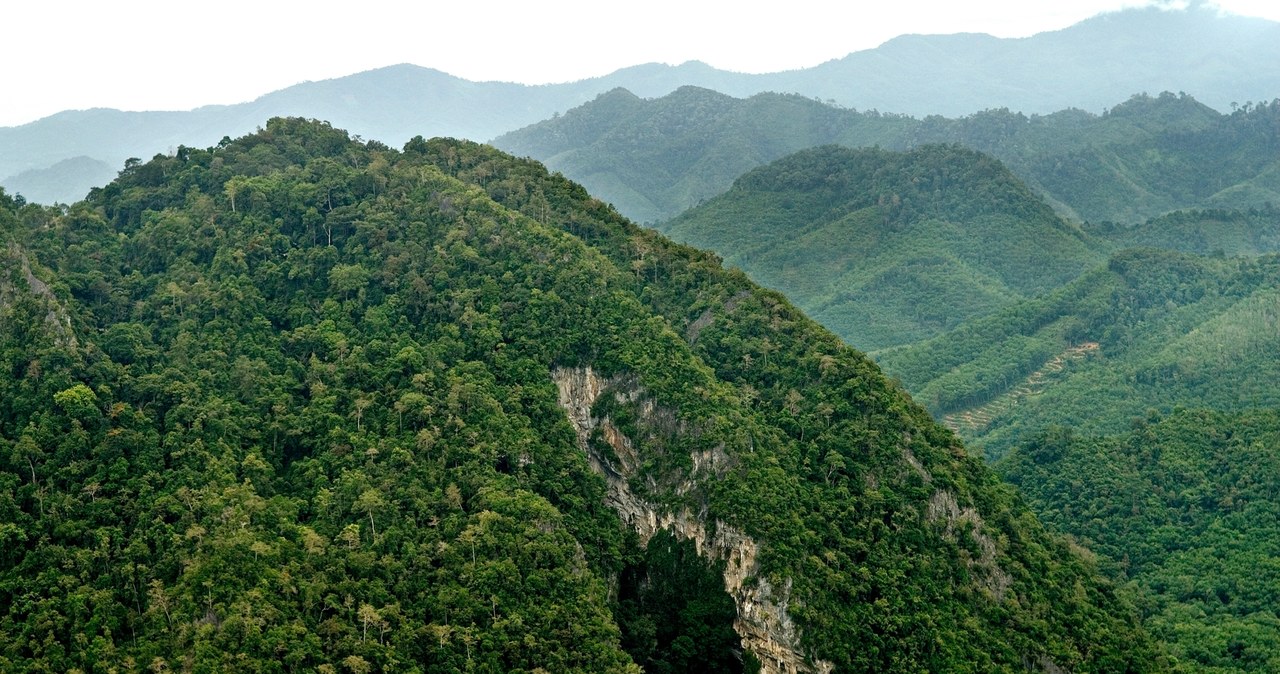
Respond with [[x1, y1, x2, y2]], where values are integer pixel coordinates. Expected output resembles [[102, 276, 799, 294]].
[[4, 4, 1279, 205]]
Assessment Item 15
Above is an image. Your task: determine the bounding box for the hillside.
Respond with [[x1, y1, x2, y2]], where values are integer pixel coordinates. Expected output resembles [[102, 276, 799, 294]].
[[877, 247, 1280, 458], [6, 4, 1280, 206], [999, 410, 1280, 672], [496, 88, 1280, 225], [0, 120, 1159, 671], [660, 145, 1104, 351], [492, 87, 914, 223]]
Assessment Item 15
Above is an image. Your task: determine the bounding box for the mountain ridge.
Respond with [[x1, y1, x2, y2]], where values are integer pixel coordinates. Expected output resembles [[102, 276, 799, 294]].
[[494, 87, 1280, 225], [6, 5, 1279, 204]]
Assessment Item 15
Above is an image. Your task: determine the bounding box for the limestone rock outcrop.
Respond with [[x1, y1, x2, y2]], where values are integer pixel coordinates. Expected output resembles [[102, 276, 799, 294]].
[[553, 366, 833, 674]]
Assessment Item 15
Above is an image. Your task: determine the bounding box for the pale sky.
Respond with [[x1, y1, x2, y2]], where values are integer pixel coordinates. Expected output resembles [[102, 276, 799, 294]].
[[1, 0, 1276, 127]]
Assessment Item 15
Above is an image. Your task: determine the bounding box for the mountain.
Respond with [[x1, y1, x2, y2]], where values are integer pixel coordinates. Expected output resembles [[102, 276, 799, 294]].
[[877, 245, 1280, 458], [998, 409, 1280, 672], [0, 63, 750, 205], [659, 144, 1106, 351], [763, 5, 1280, 118], [0, 156, 118, 206], [0, 119, 1158, 671], [495, 88, 1280, 225], [1015, 97, 1280, 223], [6, 4, 1280, 205], [1097, 206, 1280, 255], [492, 87, 915, 224]]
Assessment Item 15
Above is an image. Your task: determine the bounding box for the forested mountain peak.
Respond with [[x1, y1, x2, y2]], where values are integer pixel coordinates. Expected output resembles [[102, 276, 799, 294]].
[[0, 118, 1158, 671], [1103, 91, 1221, 127], [662, 144, 1104, 351]]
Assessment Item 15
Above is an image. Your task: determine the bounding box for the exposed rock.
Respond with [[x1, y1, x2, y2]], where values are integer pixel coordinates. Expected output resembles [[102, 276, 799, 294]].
[[552, 366, 832, 674], [900, 435, 932, 484], [1, 243, 76, 347], [927, 489, 1012, 600], [686, 289, 752, 343]]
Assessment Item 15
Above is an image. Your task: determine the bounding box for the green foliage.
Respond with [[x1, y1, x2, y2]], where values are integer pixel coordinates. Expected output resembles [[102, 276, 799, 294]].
[[999, 410, 1280, 672], [0, 120, 1157, 672], [1095, 205, 1280, 256], [616, 530, 743, 674], [661, 144, 1104, 350], [496, 88, 1280, 226], [880, 248, 1280, 458]]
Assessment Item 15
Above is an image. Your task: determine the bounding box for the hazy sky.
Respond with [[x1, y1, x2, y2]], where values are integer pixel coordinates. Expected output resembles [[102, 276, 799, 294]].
[[2, 0, 1276, 127]]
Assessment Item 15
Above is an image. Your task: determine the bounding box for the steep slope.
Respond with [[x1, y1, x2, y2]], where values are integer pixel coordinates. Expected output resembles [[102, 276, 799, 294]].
[[660, 145, 1104, 351], [878, 248, 1280, 458], [0, 122, 1157, 671], [999, 410, 1280, 672]]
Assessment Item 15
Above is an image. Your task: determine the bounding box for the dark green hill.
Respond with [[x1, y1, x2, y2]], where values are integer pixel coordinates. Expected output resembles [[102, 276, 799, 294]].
[[998, 410, 1280, 672], [1018, 98, 1280, 223], [493, 87, 914, 224], [1092, 206, 1280, 256], [0, 121, 1157, 671], [877, 248, 1280, 458], [660, 144, 1104, 351], [494, 89, 1280, 226]]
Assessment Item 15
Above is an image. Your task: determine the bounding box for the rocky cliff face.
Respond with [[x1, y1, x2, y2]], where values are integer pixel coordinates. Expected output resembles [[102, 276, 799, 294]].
[[1, 243, 76, 347], [552, 366, 833, 674]]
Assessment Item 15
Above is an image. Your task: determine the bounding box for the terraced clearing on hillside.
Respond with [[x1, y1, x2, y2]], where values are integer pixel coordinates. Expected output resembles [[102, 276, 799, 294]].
[[943, 343, 1100, 434]]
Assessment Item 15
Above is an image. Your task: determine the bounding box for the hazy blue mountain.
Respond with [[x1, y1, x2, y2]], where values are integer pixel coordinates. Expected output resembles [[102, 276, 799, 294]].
[[767, 5, 1280, 118], [493, 87, 916, 223], [5, 4, 1277, 205], [0, 64, 749, 205], [0, 156, 116, 205]]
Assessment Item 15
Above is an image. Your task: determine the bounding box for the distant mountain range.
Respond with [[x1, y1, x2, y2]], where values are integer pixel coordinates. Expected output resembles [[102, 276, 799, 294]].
[[4, 4, 1279, 205], [495, 86, 1280, 225]]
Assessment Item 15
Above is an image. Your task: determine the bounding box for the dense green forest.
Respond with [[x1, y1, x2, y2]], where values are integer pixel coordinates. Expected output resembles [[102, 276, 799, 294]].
[[877, 247, 1280, 458], [660, 144, 1105, 351], [494, 88, 1280, 225], [628, 137, 1280, 672], [999, 410, 1280, 672], [0, 120, 1158, 671], [1092, 207, 1280, 256]]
